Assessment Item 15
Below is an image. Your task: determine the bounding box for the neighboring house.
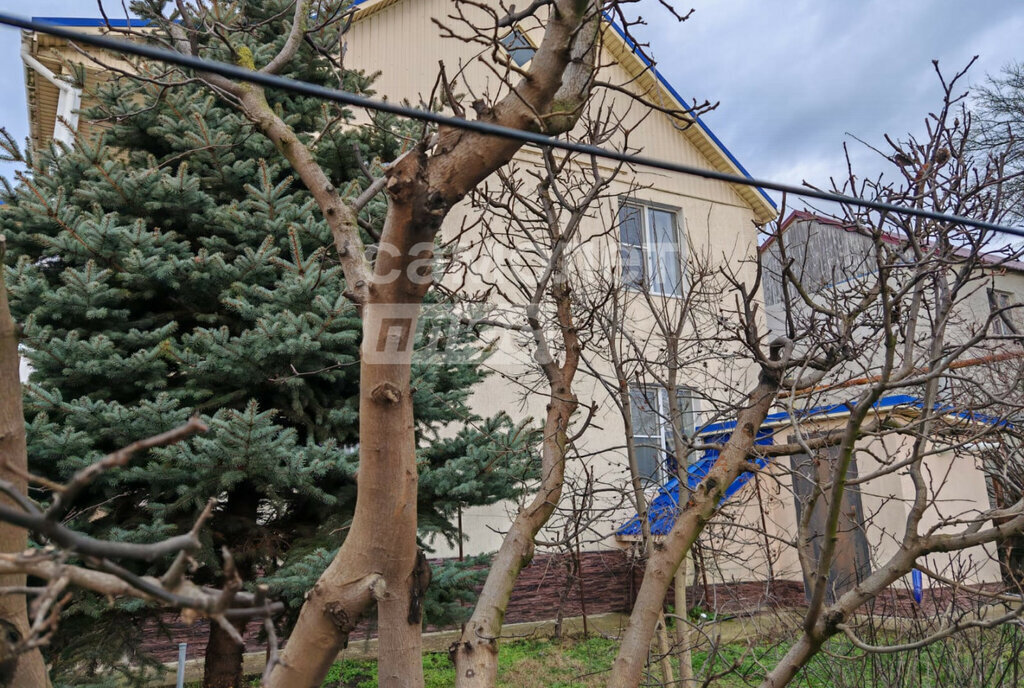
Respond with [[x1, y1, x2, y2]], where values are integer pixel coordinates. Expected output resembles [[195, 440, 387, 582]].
[[761, 210, 1024, 347], [762, 210, 1024, 426], [734, 211, 1021, 597]]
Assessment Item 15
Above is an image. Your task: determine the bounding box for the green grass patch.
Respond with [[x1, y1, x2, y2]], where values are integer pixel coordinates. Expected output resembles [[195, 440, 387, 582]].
[[319, 636, 619, 688], [240, 624, 1024, 688]]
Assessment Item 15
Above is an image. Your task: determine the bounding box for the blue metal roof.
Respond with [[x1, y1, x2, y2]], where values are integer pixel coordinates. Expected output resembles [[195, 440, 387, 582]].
[[615, 428, 774, 537], [699, 394, 1008, 434], [31, 18, 152, 27], [699, 394, 920, 434], [616, 393, 1010, 538]]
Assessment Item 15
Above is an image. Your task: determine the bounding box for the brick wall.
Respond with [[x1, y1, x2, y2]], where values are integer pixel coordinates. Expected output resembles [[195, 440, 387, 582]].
[[139, 550, 1003, 664], [140, 550, 804, 661]]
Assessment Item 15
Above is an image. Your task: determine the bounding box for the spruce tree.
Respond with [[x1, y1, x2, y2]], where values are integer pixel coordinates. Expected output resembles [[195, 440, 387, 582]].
[[0, 4, 537, 685]]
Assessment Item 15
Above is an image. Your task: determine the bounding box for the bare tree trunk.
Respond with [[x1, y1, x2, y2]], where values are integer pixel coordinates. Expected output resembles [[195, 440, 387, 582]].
[[202, 618, 248, 688], [552, 554, 575, 640], [0, 237, 51, 687], [453, 390, 577, 687], [674, 556, 694, 686], [607, 372, 784, 688], [203, 488, 259, 688], [269, 280, 425, 687], [655, 612, 675, 685], [760, 634, 819, 688], [226, 3, 600, 683]]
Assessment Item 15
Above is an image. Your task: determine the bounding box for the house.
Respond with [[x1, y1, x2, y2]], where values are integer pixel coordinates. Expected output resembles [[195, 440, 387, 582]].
[[337, 0, 776, 560], [614, 393, 1015, 609], [21, 4, 920, 635], [18, 8, 1024, 660], [698, 211, 1024, 600], [761, 210, 1024, 344], [606, 208, 1024, 615]]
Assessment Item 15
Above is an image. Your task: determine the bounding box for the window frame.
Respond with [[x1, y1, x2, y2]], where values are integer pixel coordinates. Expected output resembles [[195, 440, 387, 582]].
[[628, 384, 699, 487], [992, 289, 1014, 336], [618, 198, 686, 297]]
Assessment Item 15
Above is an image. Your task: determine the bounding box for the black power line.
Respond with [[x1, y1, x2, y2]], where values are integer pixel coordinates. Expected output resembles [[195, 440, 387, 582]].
[[3, 11, 1023, 238]]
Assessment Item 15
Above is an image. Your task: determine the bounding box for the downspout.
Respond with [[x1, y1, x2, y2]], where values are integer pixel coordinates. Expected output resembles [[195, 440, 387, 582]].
[[21, 42, 81, 148]]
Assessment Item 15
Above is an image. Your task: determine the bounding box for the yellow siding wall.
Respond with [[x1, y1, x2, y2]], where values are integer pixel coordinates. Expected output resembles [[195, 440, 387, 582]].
[[346, 0, 768, 560]]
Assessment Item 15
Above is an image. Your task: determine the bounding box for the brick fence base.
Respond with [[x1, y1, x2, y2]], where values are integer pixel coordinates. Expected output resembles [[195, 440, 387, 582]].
[[138, 549, 1005, 663]]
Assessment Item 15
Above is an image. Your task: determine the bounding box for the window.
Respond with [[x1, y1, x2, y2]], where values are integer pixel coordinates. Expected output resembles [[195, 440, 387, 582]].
[[992, 290, 1015, 336], [629, 386, 697, 485], [499, 27, 536, 66], [619, 201, 684, 296]]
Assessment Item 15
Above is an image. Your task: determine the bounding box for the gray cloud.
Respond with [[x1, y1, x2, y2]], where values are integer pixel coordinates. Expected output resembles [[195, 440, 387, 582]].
[[636, 0, 1024, 207]]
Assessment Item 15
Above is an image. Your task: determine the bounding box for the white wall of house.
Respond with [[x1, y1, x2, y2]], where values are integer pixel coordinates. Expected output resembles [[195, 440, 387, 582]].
[[343, 0, 771, 560]]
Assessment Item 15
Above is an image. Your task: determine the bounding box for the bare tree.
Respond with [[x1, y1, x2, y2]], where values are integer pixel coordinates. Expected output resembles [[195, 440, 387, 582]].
[[440, 104, 626, 683], [581, 214, 743, 686], [759, 61, 1024, 688], [0, 234, 50, 687], [972, 60, 1024, 222], [603, 61, 1024, 688]]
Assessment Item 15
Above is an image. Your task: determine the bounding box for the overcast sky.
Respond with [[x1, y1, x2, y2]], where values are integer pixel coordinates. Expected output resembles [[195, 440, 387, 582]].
[[1, 0, 1023, 210], [636, 0, 1024, 208]]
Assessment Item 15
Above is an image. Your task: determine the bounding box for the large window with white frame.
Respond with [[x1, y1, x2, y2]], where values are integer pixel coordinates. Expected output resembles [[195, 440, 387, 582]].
[[629, 385, 698, 485], [618, 200, 685, 296]]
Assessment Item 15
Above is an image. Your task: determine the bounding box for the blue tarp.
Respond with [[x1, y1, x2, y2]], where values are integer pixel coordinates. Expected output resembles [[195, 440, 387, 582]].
[[615, 429, 773, 537]]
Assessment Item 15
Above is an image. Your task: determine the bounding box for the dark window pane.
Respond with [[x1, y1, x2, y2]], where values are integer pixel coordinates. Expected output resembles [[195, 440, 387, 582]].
[[635, 445, 661, 482], [629, 389, 660, 437], [675, 387, 695, 437], [619, 203, 644, 246], [649, 208, 681, 295], [620, 244, 646, 289], [499, 28, 536, 66], [658, 387, 697, 465]]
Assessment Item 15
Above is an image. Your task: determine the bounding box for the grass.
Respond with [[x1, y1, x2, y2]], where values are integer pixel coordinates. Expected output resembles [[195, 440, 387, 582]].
[[320, 636, 621, 688], [316, 626, 1024, 688], [317, 635, 785, 688], [199, 622, 1024, 687]]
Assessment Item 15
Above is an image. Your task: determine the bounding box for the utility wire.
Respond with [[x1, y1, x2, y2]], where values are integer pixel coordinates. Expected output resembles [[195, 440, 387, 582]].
[[3, 12, 1024, 238]]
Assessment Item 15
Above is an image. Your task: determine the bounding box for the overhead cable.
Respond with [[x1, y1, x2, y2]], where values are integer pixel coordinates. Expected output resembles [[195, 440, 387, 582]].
[[2, 12, 1023, 238]]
